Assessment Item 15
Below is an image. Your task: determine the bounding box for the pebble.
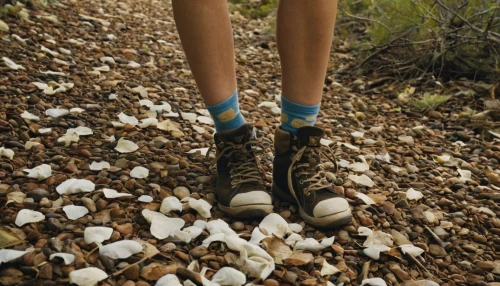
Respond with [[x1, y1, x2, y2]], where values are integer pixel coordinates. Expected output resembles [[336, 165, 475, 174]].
[[231, 221, 244, 231], [173, 186, 190, 199], [429, 244, 447, 257], [123, 264, 140, 280]]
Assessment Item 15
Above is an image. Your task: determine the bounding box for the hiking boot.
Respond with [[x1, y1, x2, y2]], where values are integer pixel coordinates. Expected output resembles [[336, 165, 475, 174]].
[[272, 126, 352, 228], [213, 124, 273, 218]]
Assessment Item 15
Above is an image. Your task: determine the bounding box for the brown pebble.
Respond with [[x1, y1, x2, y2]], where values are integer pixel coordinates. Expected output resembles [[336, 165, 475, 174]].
[[123, 263, 140, 280], [263, 279, 280, 286]]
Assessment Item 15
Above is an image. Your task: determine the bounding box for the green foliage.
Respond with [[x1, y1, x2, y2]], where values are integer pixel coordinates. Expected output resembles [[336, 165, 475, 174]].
[[412, 93, 451, 113], [339, 0, 500, 81], [229, 0, 278, 19]]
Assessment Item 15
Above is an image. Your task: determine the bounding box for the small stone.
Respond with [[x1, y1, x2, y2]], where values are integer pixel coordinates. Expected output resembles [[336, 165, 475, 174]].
[[123, 263, 140, 280], [196, 176, 211, 184], [81, 197, 97, 212], [263, 279, 279, 286], [429, 244, 447, 257], [27, 188, 49, 202], [47, 218, 63, 232], [115, 223, 133, 235], [475, 261, 494, 271], [231, 221, 244, 231], [283, 271, 298, 285], [173, 186, 190, 199], [190, 246, 208, 258]]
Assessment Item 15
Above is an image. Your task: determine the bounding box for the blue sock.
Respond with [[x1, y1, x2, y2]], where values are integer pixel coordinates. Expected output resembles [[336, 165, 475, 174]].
[[280, 95, 320, 134], [207, 90, 246, 132]]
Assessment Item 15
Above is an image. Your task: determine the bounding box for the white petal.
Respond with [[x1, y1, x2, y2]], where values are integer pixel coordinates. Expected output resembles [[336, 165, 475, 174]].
[[320, 260, 340, 276], [206, 219, 237, 236], [358, 226, 373, 236], [115, 138, 139, 153], [193, 220, 207, 230], [159, 196, 182, 214], [288, 223, 303, 233], [0, 248, 33, 264], [2, 57, 25, 70], [70, 108, 85, 113], [458, 169, 472, 182], [138, 118, 158, 128], [130, 166, 149, 179], [21, 111, 40, 121], [180, 112, 197, 123], [259, 213, 289, 238], [294, 236, 334, 252], [236, 243, 275, 280], [211, 267, 246, 285], [150, 214, 185, 240], [32, 82, 49, 90], [361, 277, 387, 286], [202, 233, 226, 247], [188, 199, 212, 218], [348, 162, 370, 172], [39, 128, 52, 134], [128, 61, 141, 68], [46, 108, 70, 118], [399, 244, 425, 257], [249, 227, 268, 245], [363, 244, 391, 260], [356, 192, 376, 205], [56, 179, 95, 195], [140, 99, 154, 108], [285, 233, 304, 246], [157, 119, 183, 132], [58, 133, 80, 146], [180, 226, 203, 241], [156, 274, 182, 286], [84, 227, 113, 244], [0, 147, 14, 159], [63, 205, 89, 220], [93, 65, 110, 72], [103, 188, 133, 198], [349, 175, 375, 187], [406, 188, 423, 201], [66, 126, 91, 135], [351, 131, 365, 138], [100, 57, 115, 64], [138, 195, 153, 202], [15, 209, 45, 226], [225, 235, 248, 252], [24, 164, 52, 180], [118, 112, 139, 126], [196, 116, 214, 125], [69, 267, 107, 286], [150, 102, 172, 113], [90, 161, 110, 171], [49, 253, 75, 265], [99, 240, 143, 259], [25, 141, 41, 150], [258, 101, 278, 108]]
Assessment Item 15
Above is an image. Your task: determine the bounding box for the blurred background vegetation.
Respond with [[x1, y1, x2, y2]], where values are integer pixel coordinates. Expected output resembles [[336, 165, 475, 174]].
[[228, 0, 499, 83]]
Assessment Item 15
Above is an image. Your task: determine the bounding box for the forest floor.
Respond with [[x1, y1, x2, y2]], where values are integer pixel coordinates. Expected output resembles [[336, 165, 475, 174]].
[[1, 0, 500, 285]]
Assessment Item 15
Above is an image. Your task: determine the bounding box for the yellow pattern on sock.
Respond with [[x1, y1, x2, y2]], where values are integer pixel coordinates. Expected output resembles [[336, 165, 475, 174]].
[[305, 115, 316, 121], [281, 113, 288, 123], [291, 118, 312, 128], [217, 108, 237, 122]]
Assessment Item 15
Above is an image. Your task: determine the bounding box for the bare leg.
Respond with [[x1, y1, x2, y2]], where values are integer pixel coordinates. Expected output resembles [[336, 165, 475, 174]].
[[277, 0, 338, 106], [172, 0, 236, 105]]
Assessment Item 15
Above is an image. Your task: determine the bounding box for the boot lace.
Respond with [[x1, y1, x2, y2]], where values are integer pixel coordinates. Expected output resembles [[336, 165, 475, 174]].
[[290, 144, 338, 195], [210, 140, 265, 188]]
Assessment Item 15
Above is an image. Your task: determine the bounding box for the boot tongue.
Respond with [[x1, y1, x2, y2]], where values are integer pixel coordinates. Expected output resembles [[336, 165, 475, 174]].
[[296, 126, 324, 148], [218, 124, 255, 144]]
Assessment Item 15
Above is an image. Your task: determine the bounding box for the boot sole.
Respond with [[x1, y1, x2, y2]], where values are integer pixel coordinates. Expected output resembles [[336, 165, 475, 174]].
[[218, 203, 274, 219], [272, 182, 352, 229]]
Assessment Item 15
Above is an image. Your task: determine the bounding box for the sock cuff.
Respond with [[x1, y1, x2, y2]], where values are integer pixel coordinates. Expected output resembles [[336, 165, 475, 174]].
[[281, 95, 320, 113], [207, 90, 239, 111]]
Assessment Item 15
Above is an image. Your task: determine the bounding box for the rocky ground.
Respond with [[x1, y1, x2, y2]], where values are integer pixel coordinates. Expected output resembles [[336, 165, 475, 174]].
[[1, 0, 500, 285]]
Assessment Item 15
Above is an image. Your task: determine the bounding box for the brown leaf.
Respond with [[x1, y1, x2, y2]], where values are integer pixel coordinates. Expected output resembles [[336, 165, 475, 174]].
[[262, 236, 293, 264], [140, 262, 178, 281], [284, 252, 313, 266]]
